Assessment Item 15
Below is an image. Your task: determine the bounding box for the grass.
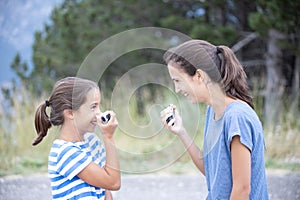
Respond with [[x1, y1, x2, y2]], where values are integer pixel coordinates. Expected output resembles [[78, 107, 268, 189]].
[[263, 96, 300, 164], [265, 157, 300, 172], [0, 88, 58, 176], [0, 86, 299, 177]]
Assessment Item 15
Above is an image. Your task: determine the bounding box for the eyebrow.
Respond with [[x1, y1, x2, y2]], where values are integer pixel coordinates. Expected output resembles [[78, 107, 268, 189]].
[[89, 102, 100, 106]]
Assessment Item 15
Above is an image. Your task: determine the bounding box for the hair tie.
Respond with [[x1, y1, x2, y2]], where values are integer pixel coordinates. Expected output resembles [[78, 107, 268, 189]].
[[216, 46, 222, 54], [45, 100, 50, 107]]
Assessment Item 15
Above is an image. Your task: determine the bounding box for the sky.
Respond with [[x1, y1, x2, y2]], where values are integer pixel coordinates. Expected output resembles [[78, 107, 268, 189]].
[[0, 0, 63, 88]]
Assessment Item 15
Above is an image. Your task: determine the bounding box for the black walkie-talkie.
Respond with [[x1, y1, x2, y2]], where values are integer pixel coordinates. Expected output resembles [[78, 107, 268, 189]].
[[166, 107, 175, 126], [100, 113, 111, 124]]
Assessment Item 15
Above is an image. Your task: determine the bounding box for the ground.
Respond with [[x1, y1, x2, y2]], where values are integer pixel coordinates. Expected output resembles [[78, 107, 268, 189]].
[[0, 170, 299, 200]]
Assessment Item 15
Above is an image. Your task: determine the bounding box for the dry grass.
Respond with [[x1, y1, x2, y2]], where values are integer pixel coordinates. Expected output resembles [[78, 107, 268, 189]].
[[0, 86, 299, 176]]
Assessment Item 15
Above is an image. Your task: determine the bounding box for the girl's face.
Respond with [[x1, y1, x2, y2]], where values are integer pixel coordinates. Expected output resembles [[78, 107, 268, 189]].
[[167, 62, 207, 104], [73, 88, 101, 135]]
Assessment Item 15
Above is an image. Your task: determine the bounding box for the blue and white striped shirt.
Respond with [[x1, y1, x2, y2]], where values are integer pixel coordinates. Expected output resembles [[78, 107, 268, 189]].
[[48, 132, 106, 200]]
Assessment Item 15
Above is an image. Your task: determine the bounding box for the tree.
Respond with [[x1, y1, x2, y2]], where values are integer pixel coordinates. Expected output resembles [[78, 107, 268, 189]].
[[15, 0, 289, 119], [10, 53, 29, 82], [249, 0, 300, 127], [30, 0, 187, 92], [18, 0, 244, 114]]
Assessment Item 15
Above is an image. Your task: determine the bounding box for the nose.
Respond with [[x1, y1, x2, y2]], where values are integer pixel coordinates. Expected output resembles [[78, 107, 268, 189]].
[[95, 108, 101, 116], [174, 84, 180, 93]]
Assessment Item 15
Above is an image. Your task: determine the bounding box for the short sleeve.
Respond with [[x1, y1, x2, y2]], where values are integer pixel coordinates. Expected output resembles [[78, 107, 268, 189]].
[[226, 114, 253, 152], [56, 145, 92, 180]]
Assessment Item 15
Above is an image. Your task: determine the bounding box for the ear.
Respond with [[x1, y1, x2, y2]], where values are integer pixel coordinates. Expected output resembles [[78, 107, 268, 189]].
[[193, 69, 204, 82], [63, 109, 74, 120]]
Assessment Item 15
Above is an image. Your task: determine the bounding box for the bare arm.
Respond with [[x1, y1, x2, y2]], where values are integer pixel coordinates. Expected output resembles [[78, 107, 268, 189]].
[[161, 105, 205, 175], [104, 190, 113, 200], [77, 112, 120, 191], [177, 128, 205, 175], [230, 136, 251, 200]]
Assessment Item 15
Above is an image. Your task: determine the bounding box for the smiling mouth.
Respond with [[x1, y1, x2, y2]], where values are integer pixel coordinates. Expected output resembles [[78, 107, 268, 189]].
[[91, 121, 98, 126]]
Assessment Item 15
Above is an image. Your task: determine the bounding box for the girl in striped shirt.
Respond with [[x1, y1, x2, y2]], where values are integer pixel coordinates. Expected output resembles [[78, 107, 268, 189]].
[[32, 77, 120, 200]]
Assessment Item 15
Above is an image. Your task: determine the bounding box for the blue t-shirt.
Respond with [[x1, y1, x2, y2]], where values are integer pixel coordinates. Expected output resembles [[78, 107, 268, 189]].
[[48, 132, 106, 200], [203, 101, 269, 200]]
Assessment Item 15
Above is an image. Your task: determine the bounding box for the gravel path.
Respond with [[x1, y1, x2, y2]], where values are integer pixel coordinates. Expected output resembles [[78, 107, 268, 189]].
[[0, 170, 299, 200]]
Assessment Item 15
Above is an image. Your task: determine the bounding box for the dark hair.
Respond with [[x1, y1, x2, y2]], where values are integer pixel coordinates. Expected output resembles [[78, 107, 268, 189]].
[[163, 40, 254, 109], [32, 77, 99, 146]]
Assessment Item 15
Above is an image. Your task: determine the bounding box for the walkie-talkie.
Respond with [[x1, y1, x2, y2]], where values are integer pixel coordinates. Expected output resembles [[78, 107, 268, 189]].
[[166, 107, 175, 126], [100, 113, 111, 124]]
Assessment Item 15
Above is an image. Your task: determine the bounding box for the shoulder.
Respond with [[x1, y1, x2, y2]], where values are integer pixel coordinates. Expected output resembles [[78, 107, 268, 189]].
[[50, 141, 78, 162], [226, 101, 254, 115], [223, 102, 263, 149], [223, 102, 262, 132], [50, 139, 80, 153], [49, 140, 92, 170], [224, 101, 260, 123], [50, 139, 90, 161]]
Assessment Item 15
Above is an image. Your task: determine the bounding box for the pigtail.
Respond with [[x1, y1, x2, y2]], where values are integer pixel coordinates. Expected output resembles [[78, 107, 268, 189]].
[[32, 102, 52, 146], [217, 45, 254, 109]]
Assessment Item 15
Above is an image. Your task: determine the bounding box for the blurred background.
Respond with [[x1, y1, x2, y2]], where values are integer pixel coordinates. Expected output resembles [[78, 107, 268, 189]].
[[0, 0, 299, 176]]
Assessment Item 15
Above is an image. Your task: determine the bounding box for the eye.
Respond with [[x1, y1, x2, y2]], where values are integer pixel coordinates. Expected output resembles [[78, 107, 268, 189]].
[[90, 104, 98, 110]]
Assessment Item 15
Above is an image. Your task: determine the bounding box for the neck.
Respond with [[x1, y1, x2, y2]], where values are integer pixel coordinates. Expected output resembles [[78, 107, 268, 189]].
[[206, 84, 235, 120], [212, 96, 235, 120], [60, 122, 84, 142]]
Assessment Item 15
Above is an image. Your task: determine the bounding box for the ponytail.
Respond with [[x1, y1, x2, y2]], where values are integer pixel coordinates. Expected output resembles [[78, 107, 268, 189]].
[[32, 101, 52, 146], [217, 45, 254, 109]]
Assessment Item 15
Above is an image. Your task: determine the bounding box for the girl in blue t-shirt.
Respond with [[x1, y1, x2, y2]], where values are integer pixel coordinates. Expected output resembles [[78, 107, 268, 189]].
[[161, 40, 269, 199], [32, 77, 120, 200]]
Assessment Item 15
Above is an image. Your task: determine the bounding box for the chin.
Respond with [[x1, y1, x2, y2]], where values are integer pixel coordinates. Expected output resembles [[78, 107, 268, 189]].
[[190, 97, 201, 104], [187, 97, 196, 104], [87, 125, 96, 133]]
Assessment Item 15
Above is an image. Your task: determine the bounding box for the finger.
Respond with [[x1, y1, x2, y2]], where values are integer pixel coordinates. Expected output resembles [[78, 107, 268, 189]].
[[113, 118, 118, 126], [161, 113, 171, 125], [106, 110, 115, 117], [160, 108, 169, 118], [161, 106, 174, 118], [107, 111, 118, 125]]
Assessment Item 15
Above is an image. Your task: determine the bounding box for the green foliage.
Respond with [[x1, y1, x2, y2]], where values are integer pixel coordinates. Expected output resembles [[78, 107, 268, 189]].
[[10, 54, 29, 81], [190, 25, 237, 46], [160, 15, 195, 34], [7, 0, 256, 118], [265, 158, 300, 171], [249, 12, 270, 36], [12, 0, 250, 96], [249, 0, 300, 47], [264, 0, 300, 33], [30, 0, 188, 93]]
